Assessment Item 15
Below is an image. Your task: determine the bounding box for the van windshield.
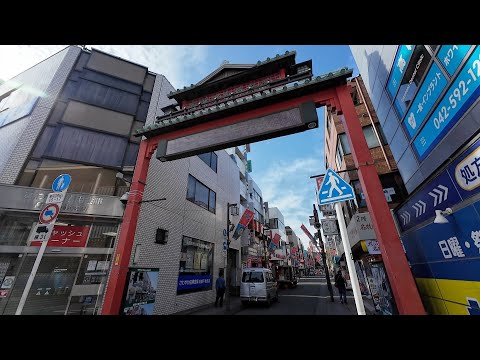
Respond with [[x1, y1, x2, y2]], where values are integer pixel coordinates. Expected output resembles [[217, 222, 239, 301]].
[[242, 272, 264, 283]]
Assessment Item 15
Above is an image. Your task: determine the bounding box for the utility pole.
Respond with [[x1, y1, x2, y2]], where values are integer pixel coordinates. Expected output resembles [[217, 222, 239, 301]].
[[312, 204, 334, 302], [225, 202, 237, 313]]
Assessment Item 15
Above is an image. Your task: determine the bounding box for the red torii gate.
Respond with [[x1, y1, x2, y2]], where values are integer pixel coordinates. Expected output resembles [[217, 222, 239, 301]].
[[102, 67, 426, 315]]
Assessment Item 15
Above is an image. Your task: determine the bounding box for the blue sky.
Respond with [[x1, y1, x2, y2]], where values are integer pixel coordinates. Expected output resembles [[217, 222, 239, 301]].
[[0, 45, 358, 248]]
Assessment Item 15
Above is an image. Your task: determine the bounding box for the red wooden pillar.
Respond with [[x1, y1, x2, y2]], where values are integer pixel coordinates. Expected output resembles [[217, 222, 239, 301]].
[[102, 139, 155, 315], [335, 84, 425, 315]]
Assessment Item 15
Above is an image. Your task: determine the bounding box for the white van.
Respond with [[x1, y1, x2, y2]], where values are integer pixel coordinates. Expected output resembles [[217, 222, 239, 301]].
[[240, 268, 278, 306]]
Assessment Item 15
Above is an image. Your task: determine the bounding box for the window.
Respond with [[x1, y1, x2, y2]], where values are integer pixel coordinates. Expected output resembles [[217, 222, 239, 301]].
[[335, 142, 344, 169], [269, 218, 279, 229], [351, 85, 361, 106], [254, 209, 264, 224], [376, 125, 388, 145], [197, 152, 217, 172], [251, 189, 262, 203], [326, 114, 331, 136], [177, 236, 214, 295], [242, 271, 264, 283], [186, 175, 216, 214], [363, 125, 380, 148], [338, 133, 351, 155]]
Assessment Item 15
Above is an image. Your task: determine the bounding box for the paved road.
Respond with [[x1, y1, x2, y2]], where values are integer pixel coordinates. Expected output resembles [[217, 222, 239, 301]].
[[235, 276, 364, 315]]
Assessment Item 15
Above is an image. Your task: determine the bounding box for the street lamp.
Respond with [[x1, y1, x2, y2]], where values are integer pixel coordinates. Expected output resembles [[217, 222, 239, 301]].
[[225, 202, 238, 312]]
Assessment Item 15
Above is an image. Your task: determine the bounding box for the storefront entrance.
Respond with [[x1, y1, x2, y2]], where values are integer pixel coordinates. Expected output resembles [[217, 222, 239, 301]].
[[1, 253, 113, 315]]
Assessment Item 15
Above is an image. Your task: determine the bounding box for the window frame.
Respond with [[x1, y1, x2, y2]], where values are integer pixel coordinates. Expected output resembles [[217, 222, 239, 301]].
[[186, 174, 216, 214], [197, 152, 218, 172], [363, 125, 381, 149]]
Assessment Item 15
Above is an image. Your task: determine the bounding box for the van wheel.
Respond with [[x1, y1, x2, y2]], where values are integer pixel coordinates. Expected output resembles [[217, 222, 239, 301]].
[[241, 300, 248, 306], [266, 295, 272, 307]]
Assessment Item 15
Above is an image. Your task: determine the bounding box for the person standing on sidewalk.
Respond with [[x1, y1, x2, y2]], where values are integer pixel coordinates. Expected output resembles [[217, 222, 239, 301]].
[[334, 269, 347, 304], [215, 270, 226, 307]]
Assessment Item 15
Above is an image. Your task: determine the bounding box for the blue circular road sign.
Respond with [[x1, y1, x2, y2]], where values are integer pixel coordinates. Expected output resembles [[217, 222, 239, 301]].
[[52, 174, 72, 192]]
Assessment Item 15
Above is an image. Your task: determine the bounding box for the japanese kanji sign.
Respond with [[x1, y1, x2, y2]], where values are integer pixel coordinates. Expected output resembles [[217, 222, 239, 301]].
[[413, 46, 480, 160], [31, 225, 90, 247], [449, 137, 480, 199]]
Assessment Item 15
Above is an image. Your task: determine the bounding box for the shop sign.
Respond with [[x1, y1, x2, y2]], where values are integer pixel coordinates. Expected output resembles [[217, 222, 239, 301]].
[[31, 225, 90, 247], [437, 45, 472, 76], [0, 184, 124, 218], [365, 240, 381, 254], [387, 45, 415, 99], [177, 274, 212, 291], [413, 46, 480, 160], [402, 62, 448, 139], [397, 136, 480, 232]]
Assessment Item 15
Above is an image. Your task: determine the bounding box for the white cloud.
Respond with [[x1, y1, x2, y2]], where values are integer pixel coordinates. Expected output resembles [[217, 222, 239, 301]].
[[0, 45, 209, 89], [0, 45, 68, 82], [87, 45, 209, 88], [255, 156, 322, 249]]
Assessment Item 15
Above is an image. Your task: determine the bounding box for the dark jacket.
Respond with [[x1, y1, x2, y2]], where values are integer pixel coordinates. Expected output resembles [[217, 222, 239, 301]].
[[334, 272, 346, 290], [216, 277, 226, 291]]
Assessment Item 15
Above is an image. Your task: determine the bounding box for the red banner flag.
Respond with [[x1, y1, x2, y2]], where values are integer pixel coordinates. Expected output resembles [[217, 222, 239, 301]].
[[316, 176, 325, 190], [300, 223, 315, 243], [232, 208, 255, 240], [271, 233, 281, 245], [238, 208, 255, 227]]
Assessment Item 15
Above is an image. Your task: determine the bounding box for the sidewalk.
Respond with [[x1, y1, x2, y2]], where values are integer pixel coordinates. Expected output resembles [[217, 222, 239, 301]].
[[315, 291, 379, 315], [184, 296, 244, 315]]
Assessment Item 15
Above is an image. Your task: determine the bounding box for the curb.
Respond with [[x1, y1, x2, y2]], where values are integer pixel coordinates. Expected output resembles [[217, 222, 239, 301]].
[[176, 300, 244, 315]]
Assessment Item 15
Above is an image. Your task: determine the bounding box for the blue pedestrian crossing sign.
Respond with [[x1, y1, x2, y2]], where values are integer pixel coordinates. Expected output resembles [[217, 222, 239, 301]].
[[318, 168, 355, 205], [52, 174, 71, 192]]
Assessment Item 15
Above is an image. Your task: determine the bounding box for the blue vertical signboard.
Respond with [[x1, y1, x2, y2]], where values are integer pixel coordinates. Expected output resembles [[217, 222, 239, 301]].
[[386, 45, 415, 99], [402, 62, 448, 139], [413, 46, 480, 160], [437, 45, 472, 76]]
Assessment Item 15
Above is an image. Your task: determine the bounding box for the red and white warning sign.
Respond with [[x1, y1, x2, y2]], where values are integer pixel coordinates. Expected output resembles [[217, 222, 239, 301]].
[[39, 203, 60, 224]]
